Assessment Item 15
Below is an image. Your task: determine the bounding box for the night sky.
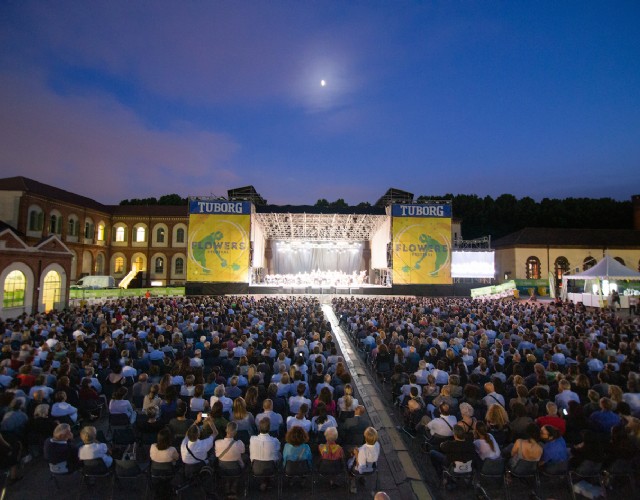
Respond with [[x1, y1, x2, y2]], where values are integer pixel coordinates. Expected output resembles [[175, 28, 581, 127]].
[[1, 1, 639, 205]]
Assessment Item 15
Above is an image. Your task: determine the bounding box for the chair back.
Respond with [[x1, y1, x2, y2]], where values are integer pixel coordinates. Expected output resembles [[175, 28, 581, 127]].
[[511, 459, 538, 477], [251, 460, 277, 477], [317, 459, 343, 475], [543, 460, 568, 475], [115, 459, 142, 478], [82, 458, 109, 476], [480, 457, 505, 476], [575, 459, 603, 477], [285, 460, 311, 476], [609, 459, 633, 475], [109, 412, 130, 427]]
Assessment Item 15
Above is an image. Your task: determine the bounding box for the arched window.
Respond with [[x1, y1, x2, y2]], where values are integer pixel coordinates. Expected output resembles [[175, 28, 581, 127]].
[[68, 217, 78, 237], [614, 257, 625, 266], [155, 257, 164, 273], [84, 220, 95, 239], [583, 256, 597, 271], [97, 224, 105, 241], [136, 226, 146, 242], [176, 228, 185, 243], [49, 214, 61, 234], [133, 256, 144, 272], [3, 270, 26, 308], [29, 208, 44, 231], [175, 257, 184, 275], [114, 256, 124, 274], [42, 270, 61, 312], [114, 226, 126, 242], [554, 256, 570, 281], [526, 256, 541, 279], [95, 254, 105, 274], [157, 227, 165, 243]]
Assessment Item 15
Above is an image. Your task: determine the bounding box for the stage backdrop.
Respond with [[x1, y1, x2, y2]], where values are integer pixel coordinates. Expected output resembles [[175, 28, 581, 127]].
[[392, 204, 452, 285], [187, 200, 251, 283]]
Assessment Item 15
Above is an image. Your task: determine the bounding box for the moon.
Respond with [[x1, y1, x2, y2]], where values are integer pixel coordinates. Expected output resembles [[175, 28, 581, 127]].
[[320, 79, 326, 87]]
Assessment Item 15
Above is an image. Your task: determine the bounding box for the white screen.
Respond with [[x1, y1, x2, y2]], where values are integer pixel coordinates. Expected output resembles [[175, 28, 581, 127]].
[[451, 251, 495, 278]]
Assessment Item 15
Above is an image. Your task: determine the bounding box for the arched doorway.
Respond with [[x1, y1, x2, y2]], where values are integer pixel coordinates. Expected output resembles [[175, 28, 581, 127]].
[[42, 270, 61, 312]]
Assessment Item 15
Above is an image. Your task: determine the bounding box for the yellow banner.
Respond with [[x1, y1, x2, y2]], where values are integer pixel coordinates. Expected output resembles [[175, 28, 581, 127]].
[[392, 217, 452, 284], [187, 213, 250, 282]]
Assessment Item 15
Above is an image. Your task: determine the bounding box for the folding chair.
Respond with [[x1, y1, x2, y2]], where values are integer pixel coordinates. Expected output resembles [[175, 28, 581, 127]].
[[80, 458, 113, 493], [352, 461, 378, 495], [280, 459, 313, 497], [216, 460, 245, 498], [473, 457, 506, 499], [443, 460, 473, 491], [603, 459, 635, 496], [113, 459, 148, 497], [247, 460, 279, 496], [315, 458, 347, 492], [568, 460, 605, 500], [539, 460, 570, 499], [504, 459, 541, 500]]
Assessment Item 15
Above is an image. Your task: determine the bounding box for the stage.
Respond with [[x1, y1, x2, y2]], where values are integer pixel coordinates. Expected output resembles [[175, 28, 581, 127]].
[[185, 282, 478, 297]]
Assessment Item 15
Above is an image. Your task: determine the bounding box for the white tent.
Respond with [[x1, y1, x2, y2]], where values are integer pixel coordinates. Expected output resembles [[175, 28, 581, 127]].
[[561, 255, 640, 302]]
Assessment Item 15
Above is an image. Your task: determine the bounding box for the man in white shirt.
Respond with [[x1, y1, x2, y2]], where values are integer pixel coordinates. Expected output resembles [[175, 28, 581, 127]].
[[255, 399, 283, 433], [425, 404, 457, 438], [249, 418, 281, 491], [181, 416, 217, 465]]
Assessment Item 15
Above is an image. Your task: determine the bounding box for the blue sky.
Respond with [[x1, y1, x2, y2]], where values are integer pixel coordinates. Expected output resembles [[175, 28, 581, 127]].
[[1, 1, 639, 205]]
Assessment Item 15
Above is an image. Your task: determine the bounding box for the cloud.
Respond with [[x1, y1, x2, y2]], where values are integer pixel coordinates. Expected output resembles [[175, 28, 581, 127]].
[[0, 70, 239, 203], [9, 1, 377, 111]]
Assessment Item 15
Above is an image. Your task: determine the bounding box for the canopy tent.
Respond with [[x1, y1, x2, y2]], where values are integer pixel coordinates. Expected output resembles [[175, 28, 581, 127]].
[[561, 255, 640, 301]]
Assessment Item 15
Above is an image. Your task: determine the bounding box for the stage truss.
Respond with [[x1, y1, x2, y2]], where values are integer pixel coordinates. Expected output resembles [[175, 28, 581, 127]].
[[253, 212, 387, 241]]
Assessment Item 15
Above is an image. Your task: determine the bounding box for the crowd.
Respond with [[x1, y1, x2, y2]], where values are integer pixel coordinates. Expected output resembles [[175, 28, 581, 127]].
[[333, 295, 640, 492], [0, 296, 380, 498]]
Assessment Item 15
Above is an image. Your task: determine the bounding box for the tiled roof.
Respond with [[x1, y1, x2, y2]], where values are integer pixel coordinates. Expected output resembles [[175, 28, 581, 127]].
[[493, 227, 640, 248], [0, 176, 109, 212]]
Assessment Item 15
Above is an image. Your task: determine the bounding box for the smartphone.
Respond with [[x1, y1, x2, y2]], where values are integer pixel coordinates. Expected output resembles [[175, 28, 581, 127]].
[[201, 413, 208, 418], [562, 408, 568, 416]]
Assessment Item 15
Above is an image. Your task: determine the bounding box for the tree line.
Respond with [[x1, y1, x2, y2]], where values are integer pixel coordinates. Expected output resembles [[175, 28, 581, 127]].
[[119, 193, 633, 240]]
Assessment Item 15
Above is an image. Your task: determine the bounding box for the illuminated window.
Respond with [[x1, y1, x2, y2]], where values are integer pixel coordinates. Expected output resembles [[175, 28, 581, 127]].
[[157, 228, 165, 243], [583, 256, 597, 271], [155, 257, 164, 273], [115, 257, 124, 274], [3, 270, 26, 308], [525, 256, 541, 279], [176, 228, 185, 243], [114, 226, 126, 242], [136, 227, 146, 242], [554, 256, 570, 281], [42, 270, 61, 312], [175, 257, 184, 275], [97, 224, 105, 241]]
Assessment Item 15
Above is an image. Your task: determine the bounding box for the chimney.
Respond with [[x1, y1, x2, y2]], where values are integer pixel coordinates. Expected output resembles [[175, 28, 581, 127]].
[[634, 195, 640, 230]]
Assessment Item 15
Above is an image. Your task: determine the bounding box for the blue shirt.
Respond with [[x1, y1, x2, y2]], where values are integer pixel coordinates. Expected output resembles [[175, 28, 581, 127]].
[[282, 443, 312, 466], [542, 437, 569, 464], [589, 410, 621, 434]]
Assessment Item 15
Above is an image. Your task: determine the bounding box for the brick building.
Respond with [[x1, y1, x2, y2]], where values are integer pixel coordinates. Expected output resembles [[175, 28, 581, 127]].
[[0, 177, 188, 316]]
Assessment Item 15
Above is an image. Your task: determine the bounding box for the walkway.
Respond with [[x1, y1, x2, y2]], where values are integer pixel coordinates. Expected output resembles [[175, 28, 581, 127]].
[[322, 302, 431, 500]]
